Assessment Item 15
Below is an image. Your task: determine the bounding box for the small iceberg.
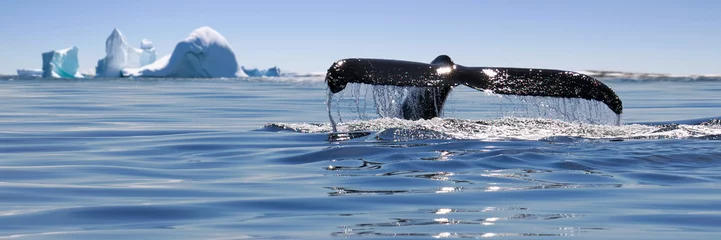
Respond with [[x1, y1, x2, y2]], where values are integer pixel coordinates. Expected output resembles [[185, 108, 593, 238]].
[[264, 67, 281, 77], [42, 46, 83, 78], [122, 26, 239, 78], [241, 66, 264, 77], [95, 28, 157, 77], [17, 69, 43, 78], [241, 66, 282, 77]]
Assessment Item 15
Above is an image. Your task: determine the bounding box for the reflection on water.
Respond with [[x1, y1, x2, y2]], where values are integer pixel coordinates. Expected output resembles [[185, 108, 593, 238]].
[[332, 232, 574, 237], [326, 160, 384, 171], [332, 206, 594, 238], [326, 183, 622, 196]]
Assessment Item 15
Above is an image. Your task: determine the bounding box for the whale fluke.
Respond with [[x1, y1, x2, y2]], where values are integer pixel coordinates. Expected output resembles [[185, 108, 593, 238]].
[[465, 67, 623, 115], [325, 55, 623, 119], [325, 58, 459, 93]]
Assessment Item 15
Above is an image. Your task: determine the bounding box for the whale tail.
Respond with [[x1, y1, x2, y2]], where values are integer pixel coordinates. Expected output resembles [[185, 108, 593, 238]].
[[325, 55, 623, 116]]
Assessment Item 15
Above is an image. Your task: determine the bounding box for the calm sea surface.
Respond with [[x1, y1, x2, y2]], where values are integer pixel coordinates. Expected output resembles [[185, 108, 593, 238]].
[[0, 77, 720, 239]]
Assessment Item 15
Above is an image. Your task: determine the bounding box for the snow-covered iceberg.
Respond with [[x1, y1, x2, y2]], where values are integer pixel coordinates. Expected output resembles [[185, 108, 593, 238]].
[[122, 27, 239, 78], [241, 66, 282, 77], [42, 46, 83, 78], [95, 28, 156, 78], [17, 69, 43, 78]]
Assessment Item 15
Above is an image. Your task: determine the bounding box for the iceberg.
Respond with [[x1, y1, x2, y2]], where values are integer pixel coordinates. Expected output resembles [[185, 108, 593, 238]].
[[95, 28, 157, 77], [17, 69, 43, 78], [264, 66, 281, 77], [239, 67, 324, 78], [240, 66, 282, 77], [240, 66, 265, 77], [139, 39, 156, 67], [122, 26, 239, 78], [42, 46, 83, 78]]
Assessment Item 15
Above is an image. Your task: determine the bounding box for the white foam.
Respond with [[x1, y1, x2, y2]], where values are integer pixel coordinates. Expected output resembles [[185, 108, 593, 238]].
[[267, 117, 721, 141]]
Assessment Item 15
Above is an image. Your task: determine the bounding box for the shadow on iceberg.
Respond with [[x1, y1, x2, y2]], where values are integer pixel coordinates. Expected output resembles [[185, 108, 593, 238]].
[[122, 27, 239, 78]]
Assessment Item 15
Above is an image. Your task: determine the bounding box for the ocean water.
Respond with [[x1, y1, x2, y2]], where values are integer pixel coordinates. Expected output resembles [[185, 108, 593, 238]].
[[0, 77, 720, 239]]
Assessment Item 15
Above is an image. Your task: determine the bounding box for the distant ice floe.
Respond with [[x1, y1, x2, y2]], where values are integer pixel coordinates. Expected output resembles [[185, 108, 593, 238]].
[[95, 29, 157, 78], [240, 66, 326, 78], [581, 70, 721, 82], [16, 69, 42, 78], [241, 66, 282, 77], [122, 27, 239, 78], [42, 46, 83, 78]]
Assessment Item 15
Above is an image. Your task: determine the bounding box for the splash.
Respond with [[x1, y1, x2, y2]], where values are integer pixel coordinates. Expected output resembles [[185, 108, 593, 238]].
[[265, 117, 721, 141], [326, 89, 338, 132], [327, 83, 620, 126], [328, 84, 410, 123]]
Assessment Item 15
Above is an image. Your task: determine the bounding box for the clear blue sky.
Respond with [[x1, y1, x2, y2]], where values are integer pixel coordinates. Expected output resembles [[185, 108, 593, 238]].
[[1, 0, 719, 75]]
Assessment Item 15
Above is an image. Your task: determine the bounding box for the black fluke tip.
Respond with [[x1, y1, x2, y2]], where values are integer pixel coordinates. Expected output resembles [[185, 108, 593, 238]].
[[325, 59, 351, 93]]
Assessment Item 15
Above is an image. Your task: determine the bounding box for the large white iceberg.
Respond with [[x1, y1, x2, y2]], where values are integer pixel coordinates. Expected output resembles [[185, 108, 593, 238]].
[[95, 28, 156, 77], [241, 66, 282, 77], [122, 26, 239, 78], [17, 69, 43, 78], [42, 46, 83, 78]]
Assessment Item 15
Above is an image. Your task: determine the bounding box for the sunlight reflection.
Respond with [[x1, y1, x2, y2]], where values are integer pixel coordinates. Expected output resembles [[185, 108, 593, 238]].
[[436, 187, 460, 193], [436, 65, 455, 75], [483, 207, 499, 212], [482, 69, 498, 78], [481, 216, 501, 225], [437, 150, 452, 161], [435, 208, 453, 214], [481, 233, 498, 238], [481, 173, 504, 177], [433, 232, 453, 238]]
